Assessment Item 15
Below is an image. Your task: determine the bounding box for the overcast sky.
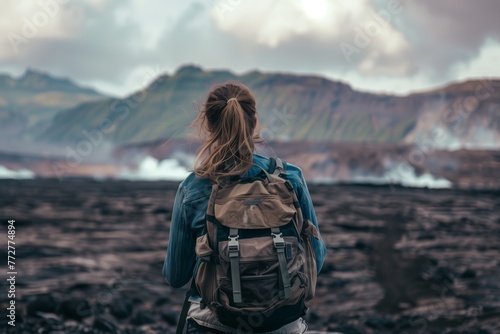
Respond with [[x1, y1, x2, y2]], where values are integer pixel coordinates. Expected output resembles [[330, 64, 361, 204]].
[[1, 0, 499, 97]]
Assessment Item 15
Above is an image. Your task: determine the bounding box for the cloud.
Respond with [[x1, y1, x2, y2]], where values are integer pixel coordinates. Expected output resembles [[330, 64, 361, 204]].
[[453, 38, 500, 80], [1, 2, 127, 75], [212, 0, 342, 47], [0, 0, 174, 96], [0, 0, 498, 96], [211, 0, 411, 74], [392, 0, 500, 77]]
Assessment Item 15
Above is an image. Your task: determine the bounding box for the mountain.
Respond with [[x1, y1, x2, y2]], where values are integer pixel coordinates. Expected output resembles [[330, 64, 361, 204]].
[[0, 69, 106, 144], [37, 65, 500, 149]]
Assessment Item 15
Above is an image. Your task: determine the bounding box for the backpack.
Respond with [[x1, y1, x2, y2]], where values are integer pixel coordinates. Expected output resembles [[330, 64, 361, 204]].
[[192, 157, 319, 332]]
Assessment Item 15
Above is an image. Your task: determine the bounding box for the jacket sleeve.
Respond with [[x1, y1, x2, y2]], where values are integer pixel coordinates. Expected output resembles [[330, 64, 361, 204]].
[[295, 168, 327, 274], [162, 181, 196, 288]]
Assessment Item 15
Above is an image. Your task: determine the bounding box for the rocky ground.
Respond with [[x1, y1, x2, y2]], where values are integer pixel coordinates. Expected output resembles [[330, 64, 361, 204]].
[[0, 179, 499, 333]]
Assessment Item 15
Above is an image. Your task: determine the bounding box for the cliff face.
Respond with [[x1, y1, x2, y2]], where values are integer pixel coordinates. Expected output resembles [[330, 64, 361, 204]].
[[0, 69, 105, 144], [35, 65, 500, 149], [403, 80, 500, 149]]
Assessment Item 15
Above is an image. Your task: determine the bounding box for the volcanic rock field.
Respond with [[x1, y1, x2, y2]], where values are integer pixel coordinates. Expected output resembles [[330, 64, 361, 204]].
[[0, 179, 499, 333]]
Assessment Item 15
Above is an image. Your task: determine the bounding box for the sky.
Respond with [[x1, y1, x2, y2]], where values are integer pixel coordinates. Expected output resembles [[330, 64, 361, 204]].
[[1, 0, 499, 97]]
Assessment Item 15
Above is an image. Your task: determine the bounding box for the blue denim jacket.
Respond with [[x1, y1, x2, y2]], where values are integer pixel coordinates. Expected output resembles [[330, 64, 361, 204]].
[[163, 153, 327, 289]]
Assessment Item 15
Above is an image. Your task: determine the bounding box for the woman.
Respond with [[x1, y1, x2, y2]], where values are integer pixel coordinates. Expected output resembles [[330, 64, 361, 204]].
[[163, 81, 326, 333]]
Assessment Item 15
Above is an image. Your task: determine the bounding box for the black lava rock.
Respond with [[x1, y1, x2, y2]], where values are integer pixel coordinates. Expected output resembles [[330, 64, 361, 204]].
[[39, 317, 65, 332], [132, 310, 156, 325], [432, 266, 455, 283], [154, 296, 170, 306], [27, 294, 59, 316], [328, 277, 348, 288], [461, 268, 477, 278], [122, 328, 147, 334], [321, 262, 336, 273], [68, 282, 92, 291], [153, 207, 170, 215], [462, 330, 490, 334], [132, 296, 143, 304], [60, 298, 92, 321], [306, 310, 320, 323], [160, 306, 177, 326], [327, 324, 364, 334], [15, 310, 24, 323], [364, 316, 396, 329], [93, 317, 119, 333], [417, 232, 435, 240], [355, 240, 370, 250], [110, 299, 133, 319]]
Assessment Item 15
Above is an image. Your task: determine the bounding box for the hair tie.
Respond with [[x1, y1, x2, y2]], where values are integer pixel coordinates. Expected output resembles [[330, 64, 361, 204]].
[[226, 98, 238, 104]]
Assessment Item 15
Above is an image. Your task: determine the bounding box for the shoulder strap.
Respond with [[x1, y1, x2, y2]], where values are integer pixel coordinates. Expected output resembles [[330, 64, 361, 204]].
[[176, 279, 197, 334], [206, 183, 219, 253], [269, 157, 286, 176], [268, 157, 276, 174]]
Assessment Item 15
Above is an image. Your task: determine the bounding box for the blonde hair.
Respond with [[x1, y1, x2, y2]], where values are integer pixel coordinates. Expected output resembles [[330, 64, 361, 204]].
[[193, 81, 261, 184]]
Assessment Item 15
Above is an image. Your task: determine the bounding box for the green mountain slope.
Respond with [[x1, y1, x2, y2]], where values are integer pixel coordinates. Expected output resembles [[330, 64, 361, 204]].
[[0, 69, 106, 143], [38, 65, 500, 149]]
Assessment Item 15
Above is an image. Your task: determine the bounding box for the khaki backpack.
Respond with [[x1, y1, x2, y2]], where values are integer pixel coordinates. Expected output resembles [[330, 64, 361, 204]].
[[193, 158, 320, 332]]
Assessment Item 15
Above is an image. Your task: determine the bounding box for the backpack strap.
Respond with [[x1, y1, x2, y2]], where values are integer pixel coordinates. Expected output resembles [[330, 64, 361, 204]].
[[228, 228, 242, 304], [275, 158, 286, 175], [271, 227, 292, 299], [268, 157, 276, 174], [269, 157, 286, 176], [206, 183, 220, 252], [176, 279, 197, 334], [249, 163, 274, 183], [270, 157, 305, 238]]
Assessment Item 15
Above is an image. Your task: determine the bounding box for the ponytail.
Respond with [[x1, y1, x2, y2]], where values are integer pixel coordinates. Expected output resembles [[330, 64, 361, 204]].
[[193, 81, 260, 184]]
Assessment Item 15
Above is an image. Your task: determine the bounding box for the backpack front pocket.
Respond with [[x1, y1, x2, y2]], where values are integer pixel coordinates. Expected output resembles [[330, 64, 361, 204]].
[[214, 194, 296, 229], [218, 274, 281, 309], [195, 233, 213, 261]]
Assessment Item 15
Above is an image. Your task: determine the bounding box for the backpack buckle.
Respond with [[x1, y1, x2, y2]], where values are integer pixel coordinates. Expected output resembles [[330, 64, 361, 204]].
[[271, 232, 285, 249], [228, 235, 240, 252]]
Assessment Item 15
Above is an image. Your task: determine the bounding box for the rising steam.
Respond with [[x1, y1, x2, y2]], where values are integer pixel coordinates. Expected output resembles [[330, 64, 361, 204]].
[[118, 156, 190, 181]]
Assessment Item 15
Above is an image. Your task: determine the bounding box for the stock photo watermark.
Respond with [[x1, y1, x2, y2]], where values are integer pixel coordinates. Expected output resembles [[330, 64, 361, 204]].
[[214, 0, 242, 20], [260, 106, 295, 142], [51, 66, 165, 181], [387, 78, 498, 187], [6, 220, 17, 327], [8, 0, 73, 54], [64, 268, 137, 334], [403, 279, 467, 334], [340, 0, 410, 63]]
